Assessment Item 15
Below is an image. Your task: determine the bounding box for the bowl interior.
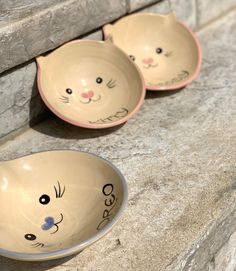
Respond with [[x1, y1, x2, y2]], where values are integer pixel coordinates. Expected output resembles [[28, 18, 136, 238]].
[[37, 41, 144, 127], [104, 13, 201, 90], [0, 151, 126, 256]]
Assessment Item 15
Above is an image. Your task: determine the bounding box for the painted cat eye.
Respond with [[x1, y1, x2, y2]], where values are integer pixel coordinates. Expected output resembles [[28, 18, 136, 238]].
[[25, 234, 36, 241], [96, 77, 103, 84], [66, 88, 73, 94], [129, 55, 135, 61], [156, 48, 163, 54], [39, 194, 50, 205]]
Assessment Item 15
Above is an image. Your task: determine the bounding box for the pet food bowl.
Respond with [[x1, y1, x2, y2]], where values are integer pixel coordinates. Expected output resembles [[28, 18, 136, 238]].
[[103, 12, 202, 91], [0, 150, 128, 261], [37, 40, 145, 128]]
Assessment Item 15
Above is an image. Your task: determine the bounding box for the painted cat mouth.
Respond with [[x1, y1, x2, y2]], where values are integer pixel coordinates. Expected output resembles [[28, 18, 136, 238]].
[[143, 63, 158, 69], [50, 213, 64, 235], [80, 95, 101, 104]]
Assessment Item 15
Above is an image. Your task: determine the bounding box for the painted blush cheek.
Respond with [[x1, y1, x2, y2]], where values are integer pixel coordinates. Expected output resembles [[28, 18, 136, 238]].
[[81, 93, 89, 99], [87, 91, 94, 98]]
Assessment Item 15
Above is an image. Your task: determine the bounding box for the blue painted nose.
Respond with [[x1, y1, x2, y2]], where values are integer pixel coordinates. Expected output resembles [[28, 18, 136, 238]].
[[41, 217, 55, 231]]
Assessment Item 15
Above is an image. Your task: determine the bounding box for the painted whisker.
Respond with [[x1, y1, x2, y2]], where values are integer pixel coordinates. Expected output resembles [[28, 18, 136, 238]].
[[164, 51, 172, 57], [59, 95, 69, 103], [107, 79, 116, 88], [31, 242, 44, 248]]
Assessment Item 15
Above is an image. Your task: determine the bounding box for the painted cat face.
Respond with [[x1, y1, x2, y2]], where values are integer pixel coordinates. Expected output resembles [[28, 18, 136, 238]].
[[0, 151, 124, 255], [37, 40, 145, 128], [104, 13, 201, 90]]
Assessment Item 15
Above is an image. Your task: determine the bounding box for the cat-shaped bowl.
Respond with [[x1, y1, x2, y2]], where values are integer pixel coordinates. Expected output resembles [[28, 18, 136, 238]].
[[37, 40, 145, 128], [0, 150, 128, 261], [103, 12, 202, 91]]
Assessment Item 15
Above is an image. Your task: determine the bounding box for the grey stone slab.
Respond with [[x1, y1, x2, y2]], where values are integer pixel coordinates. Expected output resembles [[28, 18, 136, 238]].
[[0, 0, 127, 74], [127, 0, 161, 12], [140, 0, 196, 29], [0, 10, 236, 271], [208, 230, 236, 270], [0, 28, 103, 140], [196, 0, 236, 27], [0, 61, 48, 139], [0, 0, 66, 27]]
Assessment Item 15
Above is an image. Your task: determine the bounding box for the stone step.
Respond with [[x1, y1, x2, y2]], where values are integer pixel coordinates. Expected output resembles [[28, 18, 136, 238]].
[[0, 9, 236, 270], [0, 0, 128, 74], [0, 0, 235, 140], [1, 0, 235, 75]]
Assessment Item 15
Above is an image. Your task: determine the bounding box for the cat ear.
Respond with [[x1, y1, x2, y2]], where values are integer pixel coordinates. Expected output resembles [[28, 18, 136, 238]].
[[103, 24, 114, 40], [36, 56, 47, 69], [166, 12, 176, 22]]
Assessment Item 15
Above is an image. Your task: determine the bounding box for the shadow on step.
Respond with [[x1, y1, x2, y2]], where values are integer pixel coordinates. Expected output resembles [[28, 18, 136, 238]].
[[0, 253, 77, 271], [145, 88, 184, 99], [30, 114, 125, 140]]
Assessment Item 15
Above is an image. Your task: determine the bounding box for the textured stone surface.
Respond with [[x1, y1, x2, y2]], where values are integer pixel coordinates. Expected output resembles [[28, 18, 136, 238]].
[[207, 230, 236, 271], [140, 0, 196, 29], [0, 29, 103, 140], [0, 0, 127, 74], [127, 0, 161, 12], [0, 10, 235, 271], [196, 0, 236, 27], [0, 61, 47, 139], [0, 0, 65, 27]]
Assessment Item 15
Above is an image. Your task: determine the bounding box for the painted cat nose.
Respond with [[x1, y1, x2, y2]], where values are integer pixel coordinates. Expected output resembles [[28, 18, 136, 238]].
[[142, 58, 154, 64], [42, 217, 54, 231], [81, 91, 94, 99]]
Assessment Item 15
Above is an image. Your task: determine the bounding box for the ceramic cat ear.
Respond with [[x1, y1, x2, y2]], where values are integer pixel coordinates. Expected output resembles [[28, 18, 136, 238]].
[[36, 56, 46, 68], [103, 24, 114, 41], [165, 12, 176, 22]]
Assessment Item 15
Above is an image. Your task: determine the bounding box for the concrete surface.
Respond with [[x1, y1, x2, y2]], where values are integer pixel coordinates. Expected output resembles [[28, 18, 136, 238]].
[[127, 0, 161, 12], [0, 8, 236, 271], [139, 0, 196, 29], [196, 0, 236, 27]]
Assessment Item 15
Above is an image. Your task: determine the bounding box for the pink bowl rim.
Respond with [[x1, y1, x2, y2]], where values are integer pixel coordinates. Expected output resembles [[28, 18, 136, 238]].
[[37, 39, 146, 129], [103, 12, 202, 91]]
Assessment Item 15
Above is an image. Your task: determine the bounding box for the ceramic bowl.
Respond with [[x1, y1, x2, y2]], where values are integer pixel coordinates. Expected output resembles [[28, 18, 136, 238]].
[[103, 12, 202, 91], [0, 150, 128, 261], [37, 40, 145, 128]]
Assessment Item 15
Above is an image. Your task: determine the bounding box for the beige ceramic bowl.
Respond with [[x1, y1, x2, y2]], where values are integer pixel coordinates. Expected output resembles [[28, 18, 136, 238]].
[[0, 150, 128, 261], [37, 40, 145, 128], [103, 12, 202, 91]]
